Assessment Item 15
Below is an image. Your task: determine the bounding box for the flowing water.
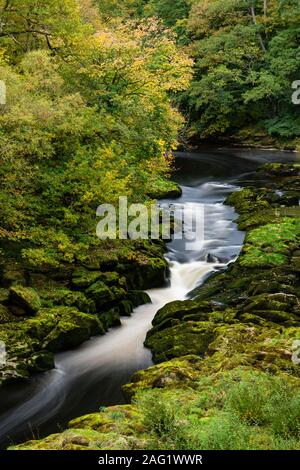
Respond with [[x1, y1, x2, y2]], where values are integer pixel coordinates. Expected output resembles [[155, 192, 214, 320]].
[[0, 146, 299, 448]]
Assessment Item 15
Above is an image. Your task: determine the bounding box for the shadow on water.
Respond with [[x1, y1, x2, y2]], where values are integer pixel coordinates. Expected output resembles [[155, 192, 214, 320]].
[[0, 146, 299, 448]]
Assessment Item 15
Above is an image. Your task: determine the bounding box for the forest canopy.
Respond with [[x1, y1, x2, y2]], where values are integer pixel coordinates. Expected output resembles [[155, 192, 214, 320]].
[[109, 0, 300, 144]]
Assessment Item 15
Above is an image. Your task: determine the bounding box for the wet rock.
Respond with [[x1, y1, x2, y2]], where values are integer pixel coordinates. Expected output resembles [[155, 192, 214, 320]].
[[27, 351, 55, 373], [127, 290, 151, 308], [100, 308, 121, 330], [152, 299, 211, 327]]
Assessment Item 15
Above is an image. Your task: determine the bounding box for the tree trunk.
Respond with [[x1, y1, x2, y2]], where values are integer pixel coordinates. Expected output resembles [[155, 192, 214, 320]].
[[250, 2, 267, 52]]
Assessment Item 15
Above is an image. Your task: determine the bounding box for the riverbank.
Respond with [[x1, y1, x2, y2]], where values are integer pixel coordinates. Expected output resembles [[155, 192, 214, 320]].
[[188, 131, 300, 153], [10, 161, 300, 450]]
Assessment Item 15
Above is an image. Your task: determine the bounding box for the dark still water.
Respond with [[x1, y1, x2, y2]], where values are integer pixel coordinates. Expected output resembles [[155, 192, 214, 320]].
[[0, 146, 299, 448]]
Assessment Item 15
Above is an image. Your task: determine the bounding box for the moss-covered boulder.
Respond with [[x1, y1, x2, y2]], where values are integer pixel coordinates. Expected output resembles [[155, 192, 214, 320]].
[[123, 355, 204, 399], [127, 290, 151, 308], [0, 305, 105, 384], [39, 288, 96, 313], [239, 218, 300, 268], [85, 281, 127, 310], [152, 299, 211, 328], [71, 269, 103, 289], [9, 286, 41, 316], [147, 178, 182, 199], [9, 404, 148, 450], [124, 257, 168, 290], [100, 308, 121, 330], [145, 321, 216, 363], [26, 307, 105, 352]]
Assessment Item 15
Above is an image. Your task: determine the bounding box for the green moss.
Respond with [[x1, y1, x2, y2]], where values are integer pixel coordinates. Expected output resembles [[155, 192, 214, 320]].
[[71, 269, 125, 289], [152, 299, 211, 327], [123, 355, 204, 399], [9, 404, 148, 450], [226, 188, 270, 214], [26, 307, 105, 352], [85, 281, 126, 309], [244, 293, 298, 313], [9, 286, 41, 316], [100, 308, 121, 329], [145, 321, 216, 363], [127, 290, 151, 308], [240, 218, 300, 267], [40, 288, 96, 313], [0, 305, 106, 383], [118, 300, 133, 316], [147, 178, 182, 200]]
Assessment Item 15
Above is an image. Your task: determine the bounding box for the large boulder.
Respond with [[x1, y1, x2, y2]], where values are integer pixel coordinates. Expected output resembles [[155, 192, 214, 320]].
[[9, 286, 41, 316]]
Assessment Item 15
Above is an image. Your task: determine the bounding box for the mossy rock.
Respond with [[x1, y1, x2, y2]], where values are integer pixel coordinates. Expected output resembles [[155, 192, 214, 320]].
[[249, 310, 300, 325], [243, 293, 298, 313], [226, 187, 270, 214], [26, 351, 55, 373], [9, 286, 41, 316], [9, 404, 148, 450], [205, 323, 300, 377], [124, 257, 167, 290], [30, 307, 105, 352], [258, 163, 300, 179], [85, 281, 126, 309], [239, 218, 300, 268], [71, 268, 103, 289], [145, 321, 216, 363], [71, 269, 125, 290], [8, 428, 148, 450], [100, 308, 121, 330], [118, 300, 133, 316], [152, 299, 211, 328], [147, 178, 182, 199], [127, 290, 151, 308], [69, 404, 145, 437], [123, 355, 204, 399], [0, 306, 105, 384], [40, 288, 96, 313]]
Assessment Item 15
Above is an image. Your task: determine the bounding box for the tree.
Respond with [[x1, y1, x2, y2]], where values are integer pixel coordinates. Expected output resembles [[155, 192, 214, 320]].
[[183, 0, 300, 141]]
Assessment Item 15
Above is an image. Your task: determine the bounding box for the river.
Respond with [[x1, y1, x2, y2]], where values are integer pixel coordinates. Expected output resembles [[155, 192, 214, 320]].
[[0, 146, 299, 448]]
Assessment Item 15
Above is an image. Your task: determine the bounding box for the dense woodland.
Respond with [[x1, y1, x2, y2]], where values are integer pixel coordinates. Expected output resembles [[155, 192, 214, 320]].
[[99, 1, 300, 144]]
